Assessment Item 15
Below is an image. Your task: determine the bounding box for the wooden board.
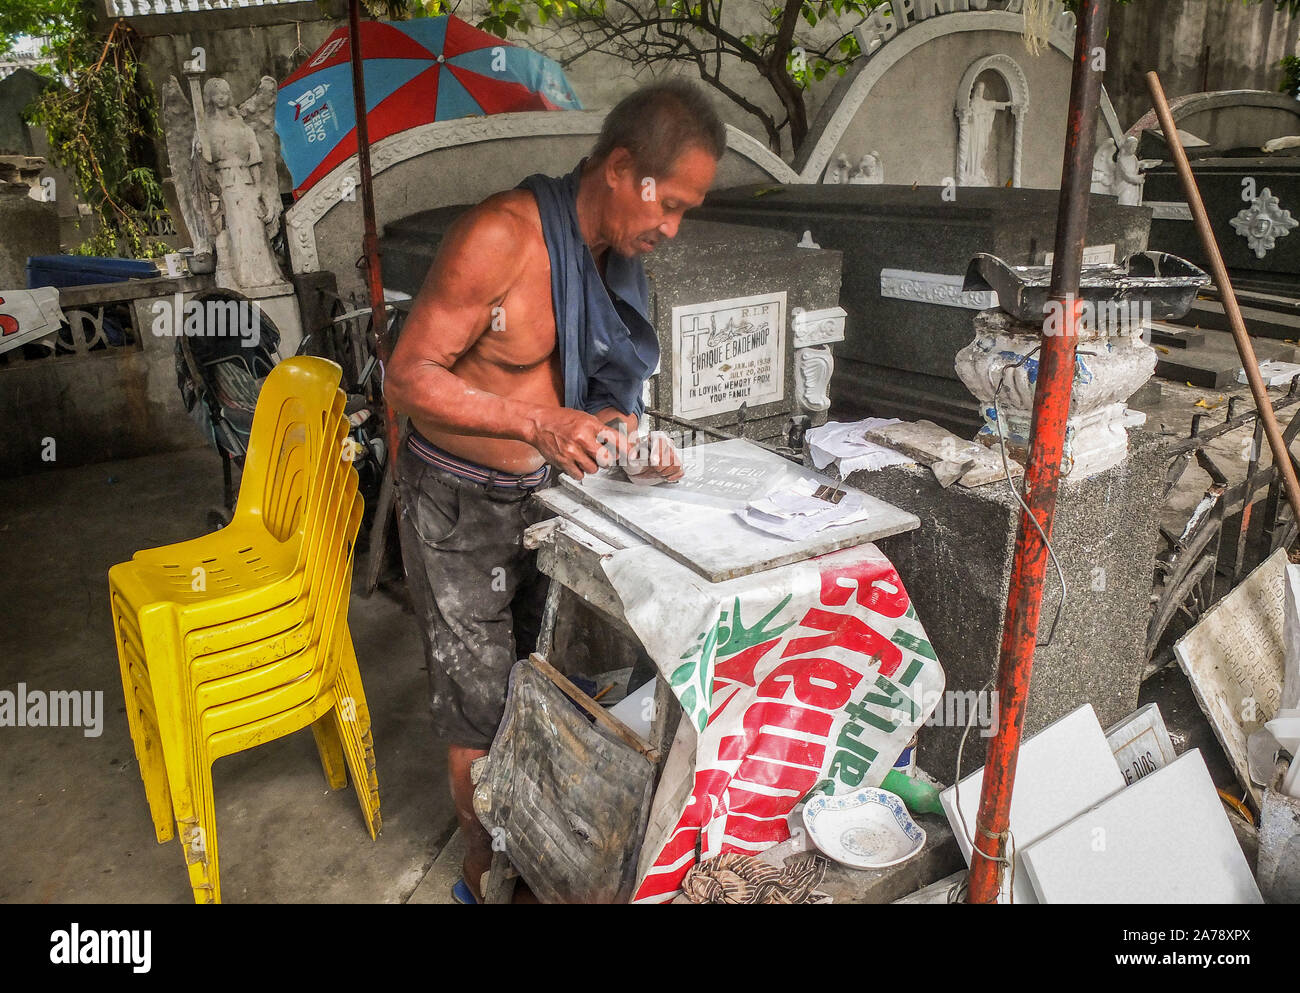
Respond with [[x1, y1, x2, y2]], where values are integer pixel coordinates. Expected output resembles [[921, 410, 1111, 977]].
[[557, 438, 920, 582]]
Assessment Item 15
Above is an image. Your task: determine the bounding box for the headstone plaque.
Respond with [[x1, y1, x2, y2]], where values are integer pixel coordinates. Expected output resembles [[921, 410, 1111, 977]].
[[1104, 703, 1178, 786], [1174, 547, 1287, 806], [694, 185, 1149, 433], [671, 291, 785, 420]]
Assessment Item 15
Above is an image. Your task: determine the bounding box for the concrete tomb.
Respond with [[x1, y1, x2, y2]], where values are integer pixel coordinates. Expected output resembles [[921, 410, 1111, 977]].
[[381, 212, 846, 448], [696, 184, 1150, 434]]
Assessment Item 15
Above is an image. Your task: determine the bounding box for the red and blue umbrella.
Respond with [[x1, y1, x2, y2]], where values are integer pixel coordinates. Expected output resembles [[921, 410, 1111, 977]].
[[276, 15, 582, 197]]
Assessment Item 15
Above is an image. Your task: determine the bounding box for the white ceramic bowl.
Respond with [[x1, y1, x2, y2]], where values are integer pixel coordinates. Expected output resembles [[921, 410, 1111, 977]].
[[802, 786, 926, 869]]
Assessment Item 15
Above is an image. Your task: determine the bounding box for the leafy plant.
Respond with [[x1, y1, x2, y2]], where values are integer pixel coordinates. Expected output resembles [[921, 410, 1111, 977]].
[[14, 4, 170, 258], [1281, 54, 1300, 98]]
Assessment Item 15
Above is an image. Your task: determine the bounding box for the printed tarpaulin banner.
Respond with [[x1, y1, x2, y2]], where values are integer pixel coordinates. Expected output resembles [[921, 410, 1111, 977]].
[[0, 287, 66, 357], [602, 542, 944, 904]]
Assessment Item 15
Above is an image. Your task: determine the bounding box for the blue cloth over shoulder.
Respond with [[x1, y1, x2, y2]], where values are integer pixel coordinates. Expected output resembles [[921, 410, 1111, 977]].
[[516, 162, 659, 419]]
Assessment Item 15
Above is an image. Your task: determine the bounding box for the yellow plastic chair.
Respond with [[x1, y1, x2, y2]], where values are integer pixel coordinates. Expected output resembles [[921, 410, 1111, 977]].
[[109, 400, 359, 857], [108, 357, 380, 903], [111, 357, 348, 841]]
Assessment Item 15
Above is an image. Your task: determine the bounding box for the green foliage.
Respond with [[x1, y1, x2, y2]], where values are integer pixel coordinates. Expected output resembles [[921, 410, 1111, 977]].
[[1281, 54, 1300, 98], [25, 17, 171, 258], [0, 0, 82, 58]]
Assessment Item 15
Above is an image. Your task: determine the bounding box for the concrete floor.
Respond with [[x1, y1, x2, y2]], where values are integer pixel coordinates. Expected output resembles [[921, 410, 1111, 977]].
[[1, 361, 1281, 903], [0, 447, 459, 903]]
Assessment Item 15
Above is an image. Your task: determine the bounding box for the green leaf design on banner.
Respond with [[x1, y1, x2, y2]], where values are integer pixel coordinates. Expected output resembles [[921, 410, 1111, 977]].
[[671, 596, 798, 733]]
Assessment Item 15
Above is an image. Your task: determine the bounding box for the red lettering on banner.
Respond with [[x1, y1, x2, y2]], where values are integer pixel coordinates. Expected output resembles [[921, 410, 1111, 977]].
[[723, 811, 791, 847], [820, 561, 910, 618], [726, 781, 795, 821], [734, 755, 820, 796], [783, 608, 903, 676], [756, 656, 862, 710], [717, 702, 831, 762], [0, 298, 18, 337], [713, 638, 780, 688]]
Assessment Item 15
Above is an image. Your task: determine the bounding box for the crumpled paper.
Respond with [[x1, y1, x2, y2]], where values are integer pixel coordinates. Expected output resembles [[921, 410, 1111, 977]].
[[807, 419, 914, 477]]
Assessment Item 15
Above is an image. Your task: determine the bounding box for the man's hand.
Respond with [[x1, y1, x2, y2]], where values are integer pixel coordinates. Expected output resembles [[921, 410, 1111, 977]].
[[529, 407, 630, 480], [626, 430, 684, 484]]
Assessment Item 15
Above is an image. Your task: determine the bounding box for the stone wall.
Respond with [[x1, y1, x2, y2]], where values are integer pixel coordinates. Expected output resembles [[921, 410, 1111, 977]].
[[0, 276, 216, 477], [1104, 0, 1300, 131]]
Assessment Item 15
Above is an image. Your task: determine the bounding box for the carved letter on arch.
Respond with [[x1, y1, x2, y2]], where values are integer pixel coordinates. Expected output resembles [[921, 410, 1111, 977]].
[[954, 53, 1029, 189]]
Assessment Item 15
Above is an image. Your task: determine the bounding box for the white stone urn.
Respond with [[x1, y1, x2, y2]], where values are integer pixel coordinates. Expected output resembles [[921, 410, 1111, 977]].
[[955, 308, 1156, 477]]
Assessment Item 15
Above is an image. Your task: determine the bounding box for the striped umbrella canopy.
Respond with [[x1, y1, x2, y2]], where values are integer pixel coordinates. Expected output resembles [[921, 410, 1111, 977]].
[[276, 15, 582, 197]]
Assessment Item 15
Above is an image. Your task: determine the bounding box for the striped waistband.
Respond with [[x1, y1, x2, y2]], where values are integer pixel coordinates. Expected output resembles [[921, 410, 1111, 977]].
[[406, 432, 550, 490]]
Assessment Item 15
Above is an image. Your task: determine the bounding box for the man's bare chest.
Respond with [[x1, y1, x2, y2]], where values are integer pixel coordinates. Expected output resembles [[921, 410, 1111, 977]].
[[470, 257, 557, 371]]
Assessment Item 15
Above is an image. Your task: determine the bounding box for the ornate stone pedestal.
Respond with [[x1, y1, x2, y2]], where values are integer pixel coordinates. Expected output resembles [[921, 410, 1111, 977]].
[[954, 308, 1155, 477], [792, 305, 846, 419]]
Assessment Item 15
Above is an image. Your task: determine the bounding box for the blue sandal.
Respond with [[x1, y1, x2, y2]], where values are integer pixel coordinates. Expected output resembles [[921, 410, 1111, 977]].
[[451, 877, 479, 904]]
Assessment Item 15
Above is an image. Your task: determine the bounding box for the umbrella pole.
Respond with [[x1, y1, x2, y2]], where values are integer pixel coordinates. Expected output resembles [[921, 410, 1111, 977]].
[[346, 0, 401, 478], [965, 0, 1109, 904]]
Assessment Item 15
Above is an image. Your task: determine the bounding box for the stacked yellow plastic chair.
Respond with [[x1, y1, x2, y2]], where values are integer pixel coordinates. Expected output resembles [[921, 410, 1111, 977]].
[[108, 356, 380, 903]]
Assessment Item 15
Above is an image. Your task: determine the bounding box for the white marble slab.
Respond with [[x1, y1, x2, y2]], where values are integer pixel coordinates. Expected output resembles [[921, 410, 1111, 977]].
[[940, 703, 1126, 904], [559, 438, 919, 582], [1021, 749, 1263, 904], [1174, 548, 1287, 807]]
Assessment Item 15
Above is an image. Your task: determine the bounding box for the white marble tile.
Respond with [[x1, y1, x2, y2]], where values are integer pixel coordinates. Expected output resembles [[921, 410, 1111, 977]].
[[940, 703, 1126, 904], [1021, 749, 1262, 904]]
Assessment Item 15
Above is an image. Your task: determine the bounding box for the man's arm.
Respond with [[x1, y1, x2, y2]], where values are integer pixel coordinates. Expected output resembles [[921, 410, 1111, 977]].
[[384, 204, 623, 479]]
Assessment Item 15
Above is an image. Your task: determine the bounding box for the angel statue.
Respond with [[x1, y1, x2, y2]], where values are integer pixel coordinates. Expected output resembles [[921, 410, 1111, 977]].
[[1090, 134, 1158, 206], [162, 73, 286, 291]]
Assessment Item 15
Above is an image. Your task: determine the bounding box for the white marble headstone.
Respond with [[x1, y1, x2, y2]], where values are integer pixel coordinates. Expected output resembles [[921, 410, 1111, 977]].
[[940, 703, 1126, 904], [1021, 749, 1263, 904]]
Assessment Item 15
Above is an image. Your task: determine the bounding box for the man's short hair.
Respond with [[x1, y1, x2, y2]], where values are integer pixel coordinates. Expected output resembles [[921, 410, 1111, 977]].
[[591, 79, 727, 179]]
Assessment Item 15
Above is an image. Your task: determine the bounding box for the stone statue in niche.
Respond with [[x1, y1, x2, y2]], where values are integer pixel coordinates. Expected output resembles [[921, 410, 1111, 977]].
[[163, 71, 286, 290], [959, 80, 1012, 187], [1113, 135, 1148, 206], [849, 151, 883, 184]]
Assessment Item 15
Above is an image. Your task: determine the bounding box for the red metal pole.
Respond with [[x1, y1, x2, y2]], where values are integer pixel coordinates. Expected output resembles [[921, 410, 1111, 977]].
[[966, 0, 1110, 904], [346, 0, 401, 476]]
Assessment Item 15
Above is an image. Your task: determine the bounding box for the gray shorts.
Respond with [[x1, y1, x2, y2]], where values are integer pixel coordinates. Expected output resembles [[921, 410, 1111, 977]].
[[395, 442, 553, 750]]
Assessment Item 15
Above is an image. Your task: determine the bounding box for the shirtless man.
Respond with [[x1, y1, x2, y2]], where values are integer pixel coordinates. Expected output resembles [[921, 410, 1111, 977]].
[[385, 80, 724, 902]]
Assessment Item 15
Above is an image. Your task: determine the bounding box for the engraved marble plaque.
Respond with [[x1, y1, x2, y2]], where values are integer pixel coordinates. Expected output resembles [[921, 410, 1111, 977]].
[[671, 292, 786, 419], [1174, 548, 1287, 806]]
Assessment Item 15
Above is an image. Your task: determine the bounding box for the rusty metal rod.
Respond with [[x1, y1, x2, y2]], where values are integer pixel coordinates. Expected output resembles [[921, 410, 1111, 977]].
[[346, 0, 400, 478], [966, 0, 1110, 904], [1146, 70, 1300, 527]]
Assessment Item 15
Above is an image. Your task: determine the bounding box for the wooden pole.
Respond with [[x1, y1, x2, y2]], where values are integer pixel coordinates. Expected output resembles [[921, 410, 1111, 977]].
[[1146, 70, 1300, 526]]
